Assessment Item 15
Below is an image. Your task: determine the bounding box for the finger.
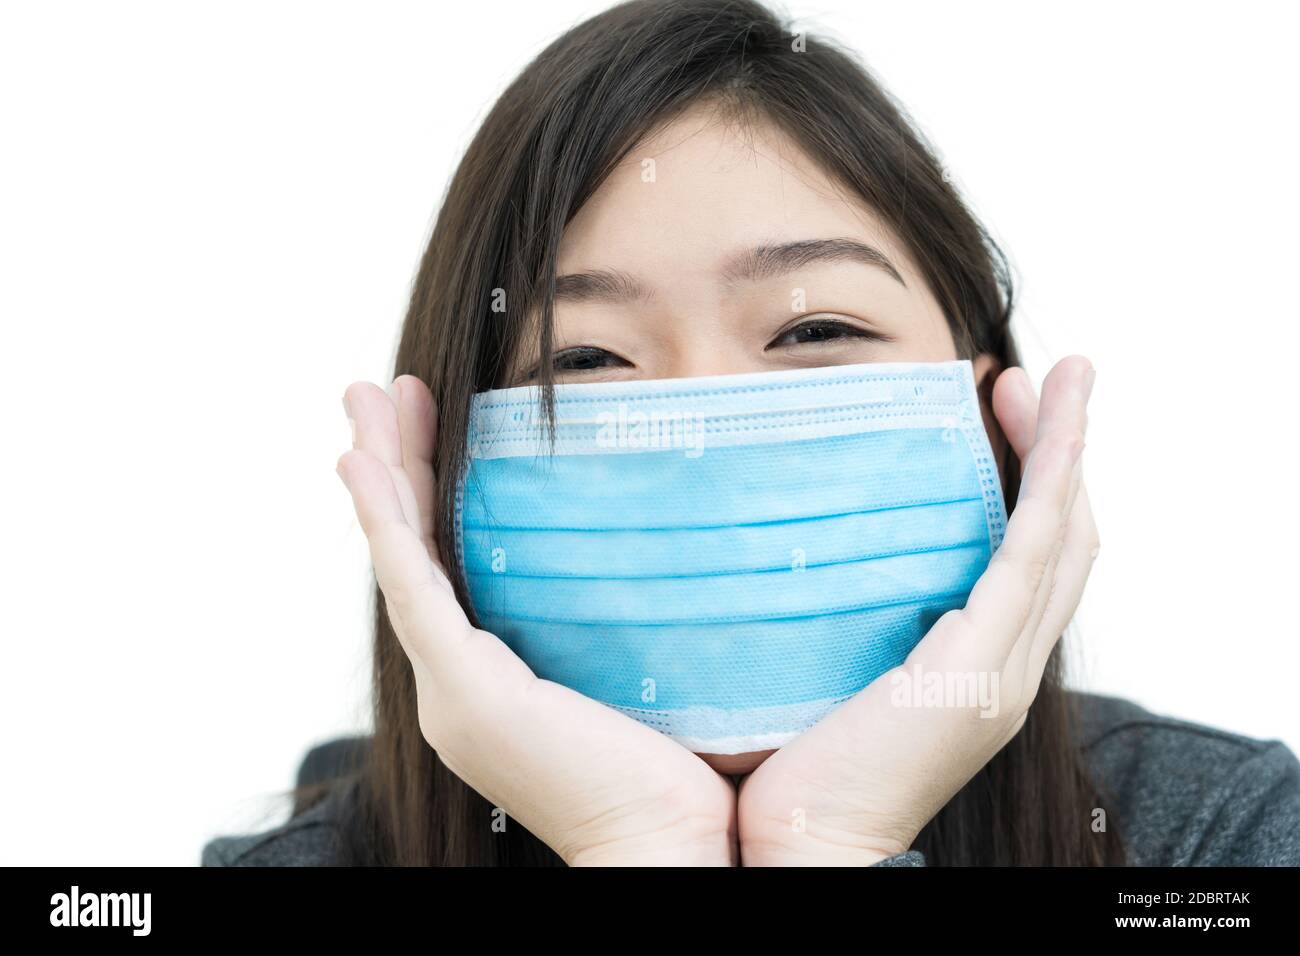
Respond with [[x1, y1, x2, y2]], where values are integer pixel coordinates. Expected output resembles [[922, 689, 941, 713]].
[[1025, 478, 1100, 683], [391, 375, 441, 561], [1031, 355, 1093, 450], [993, 357, 1094, 463], [958, 422, 1083, 666], [1004, 448, 1083, 686], [992, 366, 1039, 459], [336, 448, 466, 665], [343, 381, 423, 536], [959, 358, 1091, 659], [1001, 359, 1093, 679]]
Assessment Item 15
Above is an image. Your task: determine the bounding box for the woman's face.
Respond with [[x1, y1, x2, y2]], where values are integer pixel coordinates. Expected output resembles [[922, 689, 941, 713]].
[[511, 101, 997, 389], [511, 101, 1001, 775]]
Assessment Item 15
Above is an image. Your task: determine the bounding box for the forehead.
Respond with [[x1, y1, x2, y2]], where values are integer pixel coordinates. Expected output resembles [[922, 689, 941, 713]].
[[556, 102, 918, 285]]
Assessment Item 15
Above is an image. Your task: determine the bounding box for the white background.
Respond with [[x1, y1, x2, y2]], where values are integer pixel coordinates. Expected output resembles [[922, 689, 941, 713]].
[[2, 0, 1296, 865]]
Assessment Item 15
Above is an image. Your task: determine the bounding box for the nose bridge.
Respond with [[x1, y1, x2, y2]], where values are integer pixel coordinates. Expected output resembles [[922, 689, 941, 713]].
[[666, 353, 758, 378], [659, 324, 757, 378], [652, 283, 762, 379]]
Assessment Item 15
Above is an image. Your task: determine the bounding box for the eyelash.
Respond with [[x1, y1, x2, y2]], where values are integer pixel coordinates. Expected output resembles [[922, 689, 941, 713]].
[[767, 317, 882, 349], [543, 318, 882, 375], [552, 346, 628, 372]]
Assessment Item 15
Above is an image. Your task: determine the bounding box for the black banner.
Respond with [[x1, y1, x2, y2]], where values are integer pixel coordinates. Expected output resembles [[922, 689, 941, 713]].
[[6, 865, 1290, 940]]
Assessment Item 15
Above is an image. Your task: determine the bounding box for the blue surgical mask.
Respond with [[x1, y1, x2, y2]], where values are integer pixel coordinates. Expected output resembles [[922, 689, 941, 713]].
[[455, 359, 1007, 754]]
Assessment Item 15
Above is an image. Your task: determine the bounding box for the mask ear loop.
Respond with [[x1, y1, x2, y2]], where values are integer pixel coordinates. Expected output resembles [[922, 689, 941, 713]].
[[953, 384, 1008, 553], [453, 412, 484, 625]]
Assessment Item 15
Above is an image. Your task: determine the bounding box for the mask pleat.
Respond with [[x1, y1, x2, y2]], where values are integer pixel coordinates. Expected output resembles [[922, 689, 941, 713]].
[[478, 596, 964, 711], [462, 427, 978, 530]]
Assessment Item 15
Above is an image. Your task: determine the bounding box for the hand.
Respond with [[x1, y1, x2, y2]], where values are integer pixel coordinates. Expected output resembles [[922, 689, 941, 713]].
[[336, 374, 738, 865], [736, 355, 1097, 865]]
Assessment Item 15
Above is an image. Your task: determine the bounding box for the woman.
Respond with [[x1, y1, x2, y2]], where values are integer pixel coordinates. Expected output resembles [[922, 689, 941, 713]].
[[203, 0, 1300, 866]]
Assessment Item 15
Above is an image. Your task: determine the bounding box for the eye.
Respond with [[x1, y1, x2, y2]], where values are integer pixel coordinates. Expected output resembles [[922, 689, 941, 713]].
[[766, 316, 884, 350], [553, 346, 630, 372]]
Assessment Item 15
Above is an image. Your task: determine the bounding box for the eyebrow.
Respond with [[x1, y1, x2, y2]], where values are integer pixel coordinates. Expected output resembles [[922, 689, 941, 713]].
[[553, 268, 654, 304], [552, 237, 905, 305], [722, 238, 906, 287]]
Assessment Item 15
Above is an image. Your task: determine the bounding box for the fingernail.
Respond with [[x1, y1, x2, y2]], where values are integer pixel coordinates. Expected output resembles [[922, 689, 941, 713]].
[[388, 380, 402, 404], [1083, 366, 1096, 402], [348, 417, 357, 447]]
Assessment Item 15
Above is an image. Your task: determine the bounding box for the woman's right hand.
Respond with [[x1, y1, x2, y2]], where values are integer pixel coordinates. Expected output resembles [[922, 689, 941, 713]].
[[336, 374, 738, 865]]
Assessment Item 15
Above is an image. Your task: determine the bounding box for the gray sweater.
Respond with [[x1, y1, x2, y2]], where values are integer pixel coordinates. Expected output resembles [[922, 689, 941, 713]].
[[201, 691, 1300, 866]]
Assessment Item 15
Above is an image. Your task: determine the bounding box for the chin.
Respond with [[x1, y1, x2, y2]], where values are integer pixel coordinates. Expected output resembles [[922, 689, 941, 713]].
[[698, 749, 776, 776]]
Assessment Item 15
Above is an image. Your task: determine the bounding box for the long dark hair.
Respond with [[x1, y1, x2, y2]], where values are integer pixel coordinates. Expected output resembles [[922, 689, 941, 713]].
[[299, 0, 1127, 866]]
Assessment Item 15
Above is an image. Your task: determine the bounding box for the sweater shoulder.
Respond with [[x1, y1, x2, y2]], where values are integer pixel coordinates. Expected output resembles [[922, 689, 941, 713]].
[[201, 793, 350, 867], [1067, 690, 1300, 865], [203, 737, 371, 866], [201, 738, 368, 868]]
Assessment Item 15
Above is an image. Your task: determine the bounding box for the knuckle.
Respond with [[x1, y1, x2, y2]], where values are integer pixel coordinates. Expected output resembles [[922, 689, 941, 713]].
[[936, 607, 978, 645], [381, 571, 434, 624], [382, 578, 416, 620], [1024, 550, 1052, 591]]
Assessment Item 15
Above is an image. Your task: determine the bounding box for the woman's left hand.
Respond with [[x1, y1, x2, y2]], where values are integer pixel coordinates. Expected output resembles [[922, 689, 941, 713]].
[[736, 355, 1097, 865]]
